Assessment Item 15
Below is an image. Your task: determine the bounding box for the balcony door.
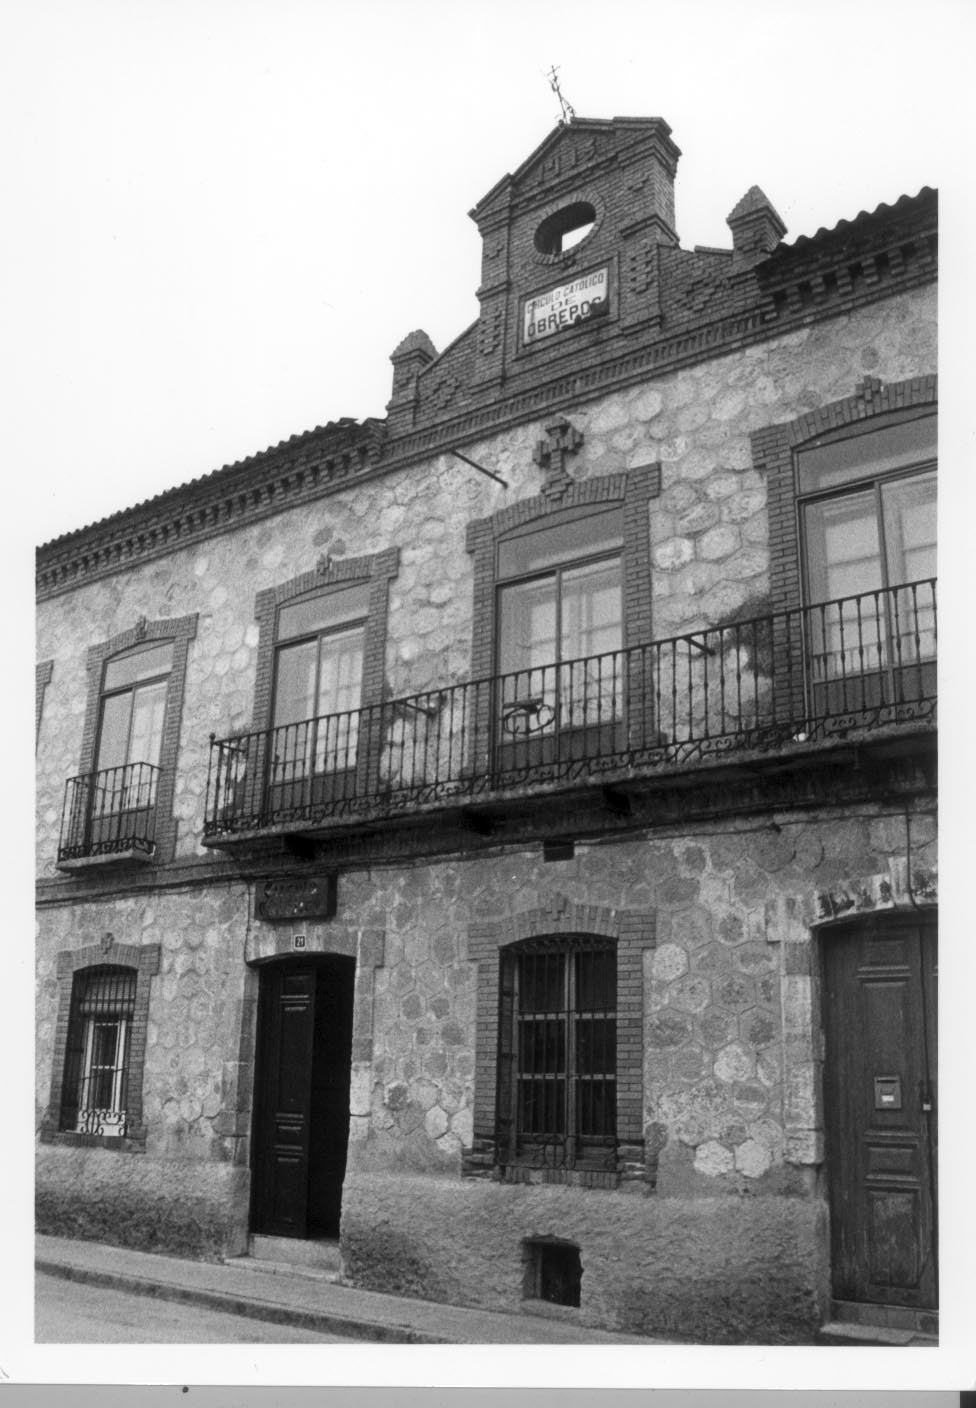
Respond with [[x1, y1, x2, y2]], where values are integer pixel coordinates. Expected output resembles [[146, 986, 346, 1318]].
[[495, 509, 624, 776], [799, 413, 936, 717], [268, 584, 369, 816], [87, 641, 173, 853]]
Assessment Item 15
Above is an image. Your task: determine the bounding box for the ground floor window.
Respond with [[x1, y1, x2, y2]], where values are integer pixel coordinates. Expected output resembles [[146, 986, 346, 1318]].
[[497, 937, 616, 1171], [60, 966, 136, 1138]]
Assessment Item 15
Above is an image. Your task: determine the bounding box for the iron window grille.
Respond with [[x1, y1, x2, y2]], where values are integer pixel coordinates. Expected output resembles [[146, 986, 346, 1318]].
[[496, 936, 617, 1172], [60, 966, 137, 1138]]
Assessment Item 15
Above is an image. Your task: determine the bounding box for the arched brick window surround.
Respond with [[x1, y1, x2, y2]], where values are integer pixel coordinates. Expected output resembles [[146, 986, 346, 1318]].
[[41, 941, 161, 1151], [250, 549, 400, 734], [750, 373, 938, 619], [464, 895, 656, 1188], [465, 464, 661, 682], [76, 615, 198, 863]]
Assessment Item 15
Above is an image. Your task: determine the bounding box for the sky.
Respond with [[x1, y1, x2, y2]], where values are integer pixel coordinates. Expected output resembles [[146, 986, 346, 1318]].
[[4, 0, 971, 548]]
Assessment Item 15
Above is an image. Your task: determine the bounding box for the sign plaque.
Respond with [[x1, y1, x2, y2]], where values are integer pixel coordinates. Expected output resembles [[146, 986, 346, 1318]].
[[523, 267, 609, 345], [256, 875, 337, 923]]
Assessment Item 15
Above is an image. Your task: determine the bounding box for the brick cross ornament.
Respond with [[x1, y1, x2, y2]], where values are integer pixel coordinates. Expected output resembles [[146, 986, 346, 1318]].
[[534, 417, 584, 499]]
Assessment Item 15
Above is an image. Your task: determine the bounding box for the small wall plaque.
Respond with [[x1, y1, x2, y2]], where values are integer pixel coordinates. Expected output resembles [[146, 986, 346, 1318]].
[[256, 874, 337, 923]]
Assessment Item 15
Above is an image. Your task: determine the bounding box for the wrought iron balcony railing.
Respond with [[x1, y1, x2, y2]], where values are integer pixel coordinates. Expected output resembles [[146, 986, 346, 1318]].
[[203, 579, 937, 841], [58, 762, 160, 863]]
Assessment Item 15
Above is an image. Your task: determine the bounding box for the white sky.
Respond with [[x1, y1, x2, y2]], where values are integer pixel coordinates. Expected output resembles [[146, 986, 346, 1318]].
[[5, 0, 970, 547]]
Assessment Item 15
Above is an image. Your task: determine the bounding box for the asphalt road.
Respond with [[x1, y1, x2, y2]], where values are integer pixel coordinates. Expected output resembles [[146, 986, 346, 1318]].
[[35, 1271, 355, 1343]]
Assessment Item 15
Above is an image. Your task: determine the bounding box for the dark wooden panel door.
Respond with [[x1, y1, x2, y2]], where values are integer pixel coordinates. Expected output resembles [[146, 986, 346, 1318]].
[[252, 957, 356, 1239], [252, 964, 317, 1237], [822, 915, 937, 1308], [307, 959, 355, 1236]]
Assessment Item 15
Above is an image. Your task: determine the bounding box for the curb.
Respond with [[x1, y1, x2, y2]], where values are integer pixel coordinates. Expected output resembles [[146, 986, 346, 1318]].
[[35, 1259, 444, 1344]]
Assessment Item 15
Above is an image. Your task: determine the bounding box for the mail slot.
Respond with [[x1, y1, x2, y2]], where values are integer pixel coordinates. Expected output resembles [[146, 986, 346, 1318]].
[[874, 1075, 902, 1110]]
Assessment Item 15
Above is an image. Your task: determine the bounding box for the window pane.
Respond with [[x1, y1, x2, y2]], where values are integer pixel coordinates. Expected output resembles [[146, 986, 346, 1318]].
[[882, 472, 936, 585], [103, 642, 173, 691], [798, 414, 936, 493], [561, 559, 622, 663], [519, 950, 565, 1012], [277, 585, 370, 642], [128, 680, 167, 769], [273, 640, 318, 726], [498, 509, 623, 578], [804, 492, 882, 604], [316, 627, 364, 771], [498, 579, 558, 674], [95, 692, 131, 772], [576, 949, 616, 1012]]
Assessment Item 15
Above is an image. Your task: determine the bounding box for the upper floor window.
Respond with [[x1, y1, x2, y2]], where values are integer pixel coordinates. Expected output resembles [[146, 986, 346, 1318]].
[[57, 614, 197, 869], [270, 583, 371, 805], [496, 508, 624, 753], [797, 411, 936, 705], [96, 641, 173, 792]]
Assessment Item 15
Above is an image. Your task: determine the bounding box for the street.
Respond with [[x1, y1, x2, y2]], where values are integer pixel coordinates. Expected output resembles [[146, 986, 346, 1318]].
[[35, 1272, 355, 1343]]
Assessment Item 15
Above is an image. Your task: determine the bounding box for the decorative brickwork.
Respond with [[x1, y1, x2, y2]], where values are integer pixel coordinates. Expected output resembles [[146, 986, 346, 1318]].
[[73, 615, 198, 864], [36, 658, 53, 746], [463, 896, 655, 1187], [41, 940, 161, 1150]]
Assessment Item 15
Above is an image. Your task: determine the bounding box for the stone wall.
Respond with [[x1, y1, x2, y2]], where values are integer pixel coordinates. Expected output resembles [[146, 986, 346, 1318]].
[[35, 882, 253, 1255], [35, 285, 935, 878], [340, 1170, 827, 1343], [35, 798, 936, 1322]]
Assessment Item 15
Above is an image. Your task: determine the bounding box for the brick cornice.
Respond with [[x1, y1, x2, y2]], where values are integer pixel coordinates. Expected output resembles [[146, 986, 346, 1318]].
[[37, 194, 936, 604]]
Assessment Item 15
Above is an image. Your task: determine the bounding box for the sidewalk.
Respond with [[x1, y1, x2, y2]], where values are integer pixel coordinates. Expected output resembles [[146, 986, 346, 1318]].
[[35, 1234, 668, 1345]]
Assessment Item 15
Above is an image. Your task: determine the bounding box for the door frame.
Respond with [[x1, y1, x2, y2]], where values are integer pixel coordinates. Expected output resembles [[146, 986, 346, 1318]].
[[818, 910, 938, 1310], [249, 952, 356, 1239]]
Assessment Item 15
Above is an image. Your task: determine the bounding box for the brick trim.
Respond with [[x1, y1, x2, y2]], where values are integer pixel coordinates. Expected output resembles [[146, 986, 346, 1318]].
[[73, 615, 198, 864], [36, 659, 53, 747], [463, 895, 655, 1187], [250, 548, 399, 734], [41, 941, 161, 1150]]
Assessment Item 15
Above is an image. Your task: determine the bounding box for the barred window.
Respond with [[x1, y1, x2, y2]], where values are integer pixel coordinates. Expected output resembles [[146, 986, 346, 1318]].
[[496, 937, 616, 1171], [60, 966, 136, 1138]]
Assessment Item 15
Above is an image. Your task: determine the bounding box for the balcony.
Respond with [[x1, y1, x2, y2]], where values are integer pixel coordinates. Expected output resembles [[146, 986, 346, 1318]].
[[57, 762, 160, 869], [203, 580, 937, 848]]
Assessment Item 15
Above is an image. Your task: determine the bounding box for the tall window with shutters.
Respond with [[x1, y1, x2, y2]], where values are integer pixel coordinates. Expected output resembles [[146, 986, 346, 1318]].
[[496, 937, 617, 1173]]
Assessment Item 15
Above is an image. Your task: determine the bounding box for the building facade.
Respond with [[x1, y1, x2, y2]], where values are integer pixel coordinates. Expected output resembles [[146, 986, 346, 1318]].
[[35, 117, 938, 1344]]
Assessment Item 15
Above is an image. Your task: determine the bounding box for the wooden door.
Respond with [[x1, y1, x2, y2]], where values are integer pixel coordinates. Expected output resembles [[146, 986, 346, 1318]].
[[307, 959, 355, 1235], [822, 915, 937, 1308], [251, 957, 355, 1239]]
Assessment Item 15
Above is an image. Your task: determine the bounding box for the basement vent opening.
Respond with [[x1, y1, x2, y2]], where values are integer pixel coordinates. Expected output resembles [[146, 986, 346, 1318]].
[[523, 1237, 582, 1308], [544, 839, 575, 862]]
